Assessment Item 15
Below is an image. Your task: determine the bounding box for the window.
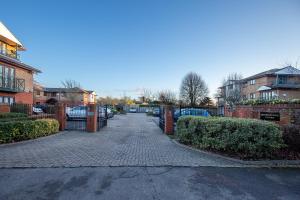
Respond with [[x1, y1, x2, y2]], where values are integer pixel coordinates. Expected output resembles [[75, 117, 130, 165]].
[[36, 90, 40, 96], [249, 79, 256, 85], [44, 92, 48, 96], [0, 65, 15, 89], [0, 96, 14, 104], [278, 76, 287, 84], [250, 93, 256, 99], [260, 91, 274, 100]]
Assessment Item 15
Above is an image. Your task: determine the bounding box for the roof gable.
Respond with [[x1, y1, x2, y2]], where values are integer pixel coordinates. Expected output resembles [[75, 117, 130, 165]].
[[275, 66, 300, 75], [0, 22, 24, 50]]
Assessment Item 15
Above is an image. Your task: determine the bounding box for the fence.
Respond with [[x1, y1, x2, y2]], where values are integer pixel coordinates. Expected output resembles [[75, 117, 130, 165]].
[[6, 103, 109, 132], [65, 104, 108, 131], [10, 103, 57, 119], [123, 105, 160, 113], [158, 105, 218, 132]]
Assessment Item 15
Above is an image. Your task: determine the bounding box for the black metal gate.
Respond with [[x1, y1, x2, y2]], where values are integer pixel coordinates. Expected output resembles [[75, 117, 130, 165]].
[[97, 105, 108, 131], [159, 106, 165, 131], [65, 105, 87, 131]]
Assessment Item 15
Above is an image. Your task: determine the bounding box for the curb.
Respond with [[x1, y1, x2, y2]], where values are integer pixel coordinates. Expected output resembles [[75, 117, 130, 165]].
[[171, 139, 300, 168]]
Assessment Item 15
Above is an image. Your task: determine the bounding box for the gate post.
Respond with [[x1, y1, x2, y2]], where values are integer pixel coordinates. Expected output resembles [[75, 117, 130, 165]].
[[55, 103, 66, 131], [87, 103, 97, 132], [164, 105, 174, 134]]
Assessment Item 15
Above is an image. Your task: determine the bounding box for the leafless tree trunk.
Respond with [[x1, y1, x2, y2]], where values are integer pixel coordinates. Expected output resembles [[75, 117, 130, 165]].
[[180, 72, 209, 106]]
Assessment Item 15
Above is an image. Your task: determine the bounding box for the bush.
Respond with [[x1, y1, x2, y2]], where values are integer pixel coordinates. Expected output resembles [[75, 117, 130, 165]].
[[282, 125, 300, 151], [176, 116, 285, 159], [0, 119, 59, 144], [0, 112, 27, 119]]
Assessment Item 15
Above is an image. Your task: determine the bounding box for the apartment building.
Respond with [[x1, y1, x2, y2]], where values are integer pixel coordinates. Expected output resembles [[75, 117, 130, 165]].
[[241, 66, 300, 100], [0, 22, 41, 104], [33, 83, 96, 105], [219, 66, 300, 102]]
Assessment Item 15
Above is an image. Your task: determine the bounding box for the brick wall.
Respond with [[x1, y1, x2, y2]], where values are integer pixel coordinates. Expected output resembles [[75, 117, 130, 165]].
[[225, 104, 300, 126]]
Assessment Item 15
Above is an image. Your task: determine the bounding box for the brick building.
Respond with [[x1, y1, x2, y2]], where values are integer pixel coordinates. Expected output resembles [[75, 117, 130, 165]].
[[33, 83, 96, 105], [0, 22, 41, 104]]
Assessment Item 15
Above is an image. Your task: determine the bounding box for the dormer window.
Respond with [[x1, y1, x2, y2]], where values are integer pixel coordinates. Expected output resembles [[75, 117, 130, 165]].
[[249, 79, 256, 85]]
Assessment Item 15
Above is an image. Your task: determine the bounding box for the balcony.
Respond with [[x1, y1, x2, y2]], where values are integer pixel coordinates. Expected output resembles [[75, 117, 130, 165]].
[[0, 49, 20, 60], [272, 80, 300, 89], [0, 77, 25, 92]]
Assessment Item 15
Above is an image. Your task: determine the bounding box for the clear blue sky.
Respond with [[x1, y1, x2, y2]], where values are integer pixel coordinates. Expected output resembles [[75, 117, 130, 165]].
[[2, 0, 300, 98]]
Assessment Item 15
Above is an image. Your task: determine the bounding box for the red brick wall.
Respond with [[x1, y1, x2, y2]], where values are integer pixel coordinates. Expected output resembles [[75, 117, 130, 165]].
[[0, 92, 33, 104], [15, 92, 33, 104], [225, 104, 300, 126], [0, 104, 10, 113]]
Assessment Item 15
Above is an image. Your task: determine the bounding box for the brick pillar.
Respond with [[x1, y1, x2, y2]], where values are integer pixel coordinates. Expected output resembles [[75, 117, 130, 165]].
[[0, 104, 10, 113], [55, 103, 66, 131], [87, 103, 98, 132], [164, 105, 174, 134]]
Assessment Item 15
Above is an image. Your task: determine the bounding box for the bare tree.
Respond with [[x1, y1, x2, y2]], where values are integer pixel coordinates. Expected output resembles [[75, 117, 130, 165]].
[[61, 79, 81, 89], [179, 72, 209, 106], [200, 96, 214, 106], [61, 79, 82, 104], [157, 90, 177, 105], [141, 88, 154, 103], [220, 73, 243, 107]]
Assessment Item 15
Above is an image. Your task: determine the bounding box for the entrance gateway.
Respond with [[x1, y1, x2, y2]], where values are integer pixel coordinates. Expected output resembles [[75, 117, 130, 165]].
[[65, 104, 108, 131]]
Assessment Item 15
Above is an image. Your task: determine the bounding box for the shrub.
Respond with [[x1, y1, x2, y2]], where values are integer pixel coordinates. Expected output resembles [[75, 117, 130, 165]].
[[0, 112, 27, 119], [282, 125, 300, 151], [0, 119, 59, 144], [176, 116, 285, 159]]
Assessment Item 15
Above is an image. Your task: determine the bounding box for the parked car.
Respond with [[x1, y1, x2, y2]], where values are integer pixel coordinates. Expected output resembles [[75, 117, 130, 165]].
[[66, 106, 86, 118], [99, 107, 114, 118], [33, 106, 43, 114], [66, 106, 114, 119], [129, 108, 137, 113], [174, 108, 210, 121], [152, 108, 160, 117]]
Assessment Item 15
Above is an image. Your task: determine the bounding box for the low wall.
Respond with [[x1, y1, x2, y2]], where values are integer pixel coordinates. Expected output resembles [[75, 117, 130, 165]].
[[225, 104, 300, 126]]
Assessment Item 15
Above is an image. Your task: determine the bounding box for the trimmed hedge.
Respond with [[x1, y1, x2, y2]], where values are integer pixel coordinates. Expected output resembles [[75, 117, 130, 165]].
[[0, 112, 27, 119], [176, 116, 285, 159], [0, 119, 59, 144]]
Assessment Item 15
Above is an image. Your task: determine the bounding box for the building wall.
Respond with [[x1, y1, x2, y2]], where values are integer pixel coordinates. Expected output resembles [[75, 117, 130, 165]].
[[225, 104, 300, 126], [0, 61, 34, 104]]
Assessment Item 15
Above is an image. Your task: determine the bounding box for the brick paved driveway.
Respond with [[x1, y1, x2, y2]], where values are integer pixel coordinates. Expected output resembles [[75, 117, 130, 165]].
[[0, 114, 240, 168]]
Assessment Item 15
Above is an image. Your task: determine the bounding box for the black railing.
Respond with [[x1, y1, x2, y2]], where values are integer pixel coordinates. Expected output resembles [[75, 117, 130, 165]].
[[0, 77, 25, 92], [0, 49, 20, 60]]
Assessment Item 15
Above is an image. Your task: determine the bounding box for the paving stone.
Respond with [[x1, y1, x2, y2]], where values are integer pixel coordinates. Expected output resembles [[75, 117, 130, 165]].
[[0, 114, 241, 168]]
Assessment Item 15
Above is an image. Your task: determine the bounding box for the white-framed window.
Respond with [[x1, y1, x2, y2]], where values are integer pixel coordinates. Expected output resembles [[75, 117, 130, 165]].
[[0, 96, 15, 104], [250, 93, 256, 99], [249, 79, 256, 85], [260, 91, 274, 100]]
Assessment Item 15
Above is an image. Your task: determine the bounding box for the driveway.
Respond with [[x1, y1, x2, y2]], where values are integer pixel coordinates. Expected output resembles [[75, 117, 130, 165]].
[[1, 114, 300, 200], [0, 114, 239, 168]]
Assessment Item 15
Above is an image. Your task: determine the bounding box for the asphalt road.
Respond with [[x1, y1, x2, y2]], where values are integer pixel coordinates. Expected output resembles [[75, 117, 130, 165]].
[[0, 167, 300, 200]]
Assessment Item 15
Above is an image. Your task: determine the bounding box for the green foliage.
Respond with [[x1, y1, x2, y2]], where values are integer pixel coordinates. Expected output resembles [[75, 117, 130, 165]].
[[176, 116, 285, 159], [0, 112, 27, 119], [0, 119, 59, 144], [239, 99, 300, 106]]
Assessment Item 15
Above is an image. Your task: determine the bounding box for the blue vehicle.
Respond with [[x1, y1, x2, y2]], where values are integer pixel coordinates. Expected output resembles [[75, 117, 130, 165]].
[[174, 108, 210, 121]]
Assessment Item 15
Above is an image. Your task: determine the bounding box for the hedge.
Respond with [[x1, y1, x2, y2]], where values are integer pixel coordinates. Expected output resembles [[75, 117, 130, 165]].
[[176, 116, 285, 159], [0, 119, 59, 144], [0, 112, 27, 119]]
